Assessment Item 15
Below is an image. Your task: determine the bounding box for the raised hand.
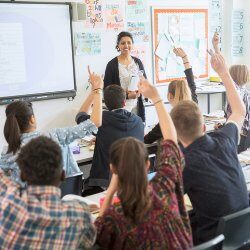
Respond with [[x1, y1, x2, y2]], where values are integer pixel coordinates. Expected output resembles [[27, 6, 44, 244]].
[[88, 65, 103, 90], [210, 53, 229, 77], [173, 47, 187, 58], [212, 32, 220, 53], [138, 77, 160, 102]]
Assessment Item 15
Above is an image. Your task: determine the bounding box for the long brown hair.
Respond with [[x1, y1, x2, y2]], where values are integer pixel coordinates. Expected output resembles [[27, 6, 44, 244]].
[[4, 101, 34, 154], [110, 137, 152, 224], [168, 80, 191, 106]]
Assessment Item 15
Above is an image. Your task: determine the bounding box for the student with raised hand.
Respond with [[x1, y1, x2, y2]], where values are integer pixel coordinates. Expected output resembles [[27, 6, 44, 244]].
[[0, 67, 103, 184], [94, 78, 193, 249], [213, 32, 250, 152], [76, 83, 144, 191], [144, 47, 197, 144], [170, 52, 249, 245], [0, 136, 96, 249]]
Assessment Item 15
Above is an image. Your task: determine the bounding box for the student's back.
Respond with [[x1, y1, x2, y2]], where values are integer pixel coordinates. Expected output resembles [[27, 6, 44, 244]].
[[76, 108, 144, 187], [0, 136, 96, 249], [182, 122, 248, 243]]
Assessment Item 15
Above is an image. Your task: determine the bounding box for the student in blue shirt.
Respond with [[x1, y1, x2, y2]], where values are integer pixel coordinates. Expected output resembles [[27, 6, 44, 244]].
[[0, 68, 103, 184], [170, 53, 249, 245]]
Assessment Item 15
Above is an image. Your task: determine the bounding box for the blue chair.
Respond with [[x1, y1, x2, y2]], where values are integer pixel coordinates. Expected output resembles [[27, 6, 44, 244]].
[[216, 207, 250, 250], [192, 235, 225, 250]]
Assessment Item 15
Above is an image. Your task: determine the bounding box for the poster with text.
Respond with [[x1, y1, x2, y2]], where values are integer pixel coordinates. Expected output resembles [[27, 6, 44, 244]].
[[126, 0, 147, 21], [84, 0, 104, 29], [131, 43, 148, 66], [105, 1, 125, 31], [74, 32, 101, 56], [126, 22, 149, 43]]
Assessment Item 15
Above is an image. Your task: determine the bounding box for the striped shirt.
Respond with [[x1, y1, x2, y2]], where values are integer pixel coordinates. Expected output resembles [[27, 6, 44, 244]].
[[0, 170, 96, 249]]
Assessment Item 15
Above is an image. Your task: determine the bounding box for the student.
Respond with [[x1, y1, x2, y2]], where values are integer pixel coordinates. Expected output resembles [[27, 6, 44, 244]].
[[144, 47, 197, 144], [0, 136, 96, 249], [104, 31, 147, 122], [0, 69, 103, 184], [94, 79, 193, 249], [213, 32, 250, 152], [170, 53, 249, 245], [76, 84, 144, 189]]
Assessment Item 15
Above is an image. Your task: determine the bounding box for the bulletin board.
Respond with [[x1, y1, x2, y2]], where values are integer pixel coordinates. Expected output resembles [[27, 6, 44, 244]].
[[152, 8, 208, 84]]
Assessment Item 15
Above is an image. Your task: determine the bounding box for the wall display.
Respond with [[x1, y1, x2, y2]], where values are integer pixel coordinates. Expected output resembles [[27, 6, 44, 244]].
[[152, 8, 208, 84], [84, 0, 104, 29], [105, 0, 125, 31], [74, 32, 101, 56], [232, 9, 244, 56]]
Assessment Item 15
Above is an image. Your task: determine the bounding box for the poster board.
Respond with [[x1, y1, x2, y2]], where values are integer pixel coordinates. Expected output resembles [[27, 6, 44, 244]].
[[152, 8, 208, 84]]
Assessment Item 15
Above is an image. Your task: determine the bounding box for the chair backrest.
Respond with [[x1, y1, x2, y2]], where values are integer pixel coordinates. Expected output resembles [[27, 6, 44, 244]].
[[217, 207, 250, 250], [192, 234, 225, 250], [60, 174, 83, 197]]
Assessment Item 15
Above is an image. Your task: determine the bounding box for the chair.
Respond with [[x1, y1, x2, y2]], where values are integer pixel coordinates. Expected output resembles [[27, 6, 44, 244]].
[[216, 207, 250, 250], [192, 234, 225, 250], [60, 174, 83, 197]]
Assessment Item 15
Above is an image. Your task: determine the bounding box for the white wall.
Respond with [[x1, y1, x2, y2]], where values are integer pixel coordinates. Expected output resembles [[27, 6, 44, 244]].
[[0, 0, 248, 150]]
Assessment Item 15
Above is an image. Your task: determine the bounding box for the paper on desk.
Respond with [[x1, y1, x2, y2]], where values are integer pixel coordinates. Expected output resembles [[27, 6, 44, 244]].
[[62, 194, 99, 207]]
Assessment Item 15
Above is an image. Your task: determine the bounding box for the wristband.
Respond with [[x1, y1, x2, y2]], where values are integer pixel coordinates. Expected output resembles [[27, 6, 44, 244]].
[[182, 55, 187, 59], [93, 88, 103, 94], [93, 88, 102, 91], [184, 62, 189, 64], [154, 99, 163, 105]]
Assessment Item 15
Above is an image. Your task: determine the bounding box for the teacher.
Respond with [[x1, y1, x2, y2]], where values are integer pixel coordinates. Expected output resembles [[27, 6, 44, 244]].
[[104, 31, 147, 122]]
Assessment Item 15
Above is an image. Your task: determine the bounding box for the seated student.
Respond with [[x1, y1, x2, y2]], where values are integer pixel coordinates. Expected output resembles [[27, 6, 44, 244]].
[[0, 136, 96, 249], [94, 79, 193, 249], [144, 47, 197, 144], [213, 32, 250, 152], [76, 84, 144, 189], [170, 52, 249, 245], [0, 68, 103, 184]]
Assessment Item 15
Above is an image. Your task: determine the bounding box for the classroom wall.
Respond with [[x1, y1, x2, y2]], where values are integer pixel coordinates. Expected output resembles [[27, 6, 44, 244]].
[[0, 0, 248, 150]]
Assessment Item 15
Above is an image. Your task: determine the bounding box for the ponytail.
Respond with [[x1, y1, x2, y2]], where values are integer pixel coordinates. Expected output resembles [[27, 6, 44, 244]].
[[4, 101, 34, 154], [168, 80, 191, 105], [4, 114, 21, 154]]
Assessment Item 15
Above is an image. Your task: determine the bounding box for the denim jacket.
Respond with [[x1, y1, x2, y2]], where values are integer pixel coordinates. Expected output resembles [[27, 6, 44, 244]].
[[0, 120, 97, 184]]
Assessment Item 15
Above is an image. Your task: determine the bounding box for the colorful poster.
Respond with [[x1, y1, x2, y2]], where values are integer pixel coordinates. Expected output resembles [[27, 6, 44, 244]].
[[126, 0, 147, 21], [131, 43, 147, 66], [105, 1, 125, 31], [84, 0, 104, 28], [126, 22, 149, 43], [74, 32, 101, 56]]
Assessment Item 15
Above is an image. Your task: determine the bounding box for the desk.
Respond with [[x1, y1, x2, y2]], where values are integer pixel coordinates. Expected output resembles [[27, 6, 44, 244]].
[[196, 85, 226, 114]]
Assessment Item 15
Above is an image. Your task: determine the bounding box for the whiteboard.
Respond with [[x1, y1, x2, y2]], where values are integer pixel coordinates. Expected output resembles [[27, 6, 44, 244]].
[[0, 2, 76, 102], [152, 8, 208, 84]]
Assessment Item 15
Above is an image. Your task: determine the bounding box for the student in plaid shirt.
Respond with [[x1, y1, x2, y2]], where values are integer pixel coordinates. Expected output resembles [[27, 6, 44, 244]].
[[0, 136, 96, 249]]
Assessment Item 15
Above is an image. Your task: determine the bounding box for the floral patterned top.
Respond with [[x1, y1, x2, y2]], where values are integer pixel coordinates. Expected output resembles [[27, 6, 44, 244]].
[[95, 140, 193, 250]]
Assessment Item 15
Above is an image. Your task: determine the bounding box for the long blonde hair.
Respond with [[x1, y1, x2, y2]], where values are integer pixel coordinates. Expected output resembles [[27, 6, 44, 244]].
[[168, 80, 192, 106], [229, 65, 249, 86]]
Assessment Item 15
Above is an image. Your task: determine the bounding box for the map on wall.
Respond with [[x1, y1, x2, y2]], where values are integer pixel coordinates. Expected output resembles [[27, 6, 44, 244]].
[[152, 8, 208, 84]]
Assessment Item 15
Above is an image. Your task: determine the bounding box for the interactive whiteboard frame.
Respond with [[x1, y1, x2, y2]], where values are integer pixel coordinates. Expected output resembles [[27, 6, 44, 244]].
[[0, 1, 76, 104]]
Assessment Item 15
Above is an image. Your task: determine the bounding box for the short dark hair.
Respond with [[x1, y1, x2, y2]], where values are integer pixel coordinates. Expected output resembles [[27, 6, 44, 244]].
[[17, 136, 63, 185], [104, 85, 126, 111], [116, 31, 134, 51]]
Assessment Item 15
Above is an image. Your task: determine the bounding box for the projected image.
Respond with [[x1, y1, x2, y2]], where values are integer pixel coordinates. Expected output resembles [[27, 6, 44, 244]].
[[0, 3, 75, 100]]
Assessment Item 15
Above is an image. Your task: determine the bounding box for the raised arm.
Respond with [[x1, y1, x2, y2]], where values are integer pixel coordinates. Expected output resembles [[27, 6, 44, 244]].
[[212, 32, 220, 54], [87, 66, 103, 128], [138, 78, 177, 144], [173, 47, 198, 103], [211, 53, 245, 127]]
